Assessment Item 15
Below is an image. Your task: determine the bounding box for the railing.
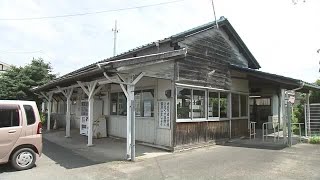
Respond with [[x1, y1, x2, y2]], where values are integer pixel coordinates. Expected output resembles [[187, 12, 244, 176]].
[[291, 123, 303, 143], [249, 121, 256, 140], [262, 122, 280, 142]]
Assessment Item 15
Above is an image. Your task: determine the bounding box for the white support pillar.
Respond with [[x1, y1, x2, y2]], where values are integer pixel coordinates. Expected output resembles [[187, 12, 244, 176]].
[[88, 98, 94, 146], [41, 92, 53, 131], [77, 81, 102, 146], [41, 101, 45, 113], [126, 82, 133, 160], [306, 92, 311, 137], [104, 72, 144, 161], [58, 87, 74, 138]]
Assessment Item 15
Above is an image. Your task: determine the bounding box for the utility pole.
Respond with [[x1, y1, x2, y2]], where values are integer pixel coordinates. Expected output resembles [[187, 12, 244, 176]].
[[112, 20, 119, 56], [211, 0, 219, 28]]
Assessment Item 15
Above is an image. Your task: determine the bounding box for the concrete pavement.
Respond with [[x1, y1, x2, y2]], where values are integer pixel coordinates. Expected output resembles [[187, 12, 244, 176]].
[[1, 139, 320, 180]]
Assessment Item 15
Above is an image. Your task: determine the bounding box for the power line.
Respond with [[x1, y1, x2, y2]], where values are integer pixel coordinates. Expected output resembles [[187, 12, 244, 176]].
[[0, 50, 43, 54], [0, 0, 186, 21]]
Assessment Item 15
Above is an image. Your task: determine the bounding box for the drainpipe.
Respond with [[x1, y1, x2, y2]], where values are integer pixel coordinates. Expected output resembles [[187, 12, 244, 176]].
[[286, 81, 305, 146]]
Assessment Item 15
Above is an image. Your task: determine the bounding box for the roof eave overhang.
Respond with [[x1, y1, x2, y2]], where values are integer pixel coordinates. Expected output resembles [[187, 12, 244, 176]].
[[33, 49, 187, 93]]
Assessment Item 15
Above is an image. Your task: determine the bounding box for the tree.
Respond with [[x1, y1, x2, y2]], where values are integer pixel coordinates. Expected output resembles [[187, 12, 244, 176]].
[[0, 58, 56, 104]]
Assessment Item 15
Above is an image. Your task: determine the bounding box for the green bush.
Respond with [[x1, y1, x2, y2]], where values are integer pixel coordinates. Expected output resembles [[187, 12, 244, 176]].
[[40, 112, 46, 124], [309, 136, 320, 144]]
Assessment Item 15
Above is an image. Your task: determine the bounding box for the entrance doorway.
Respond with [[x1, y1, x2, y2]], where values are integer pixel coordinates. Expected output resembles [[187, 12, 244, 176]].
[[250, 97, 272, 129]]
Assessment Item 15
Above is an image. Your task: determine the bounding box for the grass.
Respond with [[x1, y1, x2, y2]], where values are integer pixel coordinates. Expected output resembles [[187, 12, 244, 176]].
[[309, 136, 320, 144]]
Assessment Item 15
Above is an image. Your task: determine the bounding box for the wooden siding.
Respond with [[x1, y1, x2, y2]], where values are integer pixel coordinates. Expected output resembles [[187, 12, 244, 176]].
[[231, 119, 249, 137], [175, 119, 248, 146], [175, 121, 229, 146], [176, 29, 249, 89]]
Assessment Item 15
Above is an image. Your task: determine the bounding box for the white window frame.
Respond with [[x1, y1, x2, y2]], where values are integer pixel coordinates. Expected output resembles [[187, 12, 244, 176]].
[[176, 85, 249, 122], [231, 92, 249, 120], [109, 89, 155, 118]]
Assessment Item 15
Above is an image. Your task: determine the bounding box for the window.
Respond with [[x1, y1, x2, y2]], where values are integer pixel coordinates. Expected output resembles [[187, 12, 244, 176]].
[[0, 105, 20, 128], [0, 64, 3, 71], [208, 92, 219, 117], [177, 88, 191, 119], [118, 93, 127, 116], [193, 90, 205, 118], [135, 89, 154, 117], [220, 92, 228, 118], [110, 93, 118, 115], [24, 105, 36, 125], [240, 95, 248, 116], [110, 89, 154, 117], [232, 94, 240, 117], [141, 89, 154, 117], [231, 93, 249, 118]]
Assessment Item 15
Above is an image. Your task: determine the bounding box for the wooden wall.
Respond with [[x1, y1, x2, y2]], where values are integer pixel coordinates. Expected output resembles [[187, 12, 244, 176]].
[[231, 119, 249, 137], [176, 28, 249, 89], [175, 119, 248, 146]]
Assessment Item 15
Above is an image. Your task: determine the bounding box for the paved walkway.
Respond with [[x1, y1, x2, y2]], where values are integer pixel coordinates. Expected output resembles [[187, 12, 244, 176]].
[[1, 132, 319, 179]]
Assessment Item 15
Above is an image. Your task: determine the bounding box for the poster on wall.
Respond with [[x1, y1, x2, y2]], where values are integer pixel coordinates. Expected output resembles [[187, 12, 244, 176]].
[[144, 101, 152, 117], [158, 101, 170, 129]]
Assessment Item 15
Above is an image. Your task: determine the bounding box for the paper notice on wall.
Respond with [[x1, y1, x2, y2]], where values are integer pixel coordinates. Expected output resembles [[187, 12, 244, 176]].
[[112, 103, 117, 113], [158, 101, 170, 129], [144, 101, 152, 117]]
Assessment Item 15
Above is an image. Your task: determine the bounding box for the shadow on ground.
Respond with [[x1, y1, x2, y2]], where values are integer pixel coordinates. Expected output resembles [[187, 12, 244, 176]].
[[215, 136, 304, 151], [42, 139, 107, 169]]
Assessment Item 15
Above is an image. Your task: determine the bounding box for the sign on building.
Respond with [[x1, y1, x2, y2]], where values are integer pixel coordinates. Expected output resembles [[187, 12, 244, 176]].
[[158, 101, 170, 129]]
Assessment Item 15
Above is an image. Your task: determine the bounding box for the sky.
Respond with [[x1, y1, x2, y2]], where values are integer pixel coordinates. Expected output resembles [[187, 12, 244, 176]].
[[0, 0, 319, 83]]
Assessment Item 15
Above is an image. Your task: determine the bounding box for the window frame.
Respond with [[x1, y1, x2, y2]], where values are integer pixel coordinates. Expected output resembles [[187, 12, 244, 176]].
[[231, 92, 249, 120], [176, 85, 249, 122], [110, 88, 155, 118], [0, 104, 22, 128]]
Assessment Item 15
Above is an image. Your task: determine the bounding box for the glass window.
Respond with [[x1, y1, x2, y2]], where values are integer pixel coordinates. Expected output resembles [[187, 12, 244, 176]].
[[24, 105, 36, 125], [220, 92, 228, 118], [193, 90, 205, 118], [142, 89, 154, 117], [134, 91, 142, 117], [240, 95, 248, 117], [110, 93, 118, 115], [209, 92, 219, 117], [177, 88, 191, 119], [118, 92, 127, 116], [232, 94, 240, 117], [0, 105, 20, 128]]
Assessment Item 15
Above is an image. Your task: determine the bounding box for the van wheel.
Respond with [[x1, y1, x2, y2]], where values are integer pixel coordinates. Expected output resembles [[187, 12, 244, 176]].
[[11, 148, 36, 171]]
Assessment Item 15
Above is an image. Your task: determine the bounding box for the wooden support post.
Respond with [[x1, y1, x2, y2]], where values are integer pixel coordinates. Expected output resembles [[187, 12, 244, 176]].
[[41, 92, 53, 131], [307, 92, 311, 137], [58, 87, 74, 138], [77, 81, 101, 146], [228, 92, 232, 139], [41, 101, 45, 113]]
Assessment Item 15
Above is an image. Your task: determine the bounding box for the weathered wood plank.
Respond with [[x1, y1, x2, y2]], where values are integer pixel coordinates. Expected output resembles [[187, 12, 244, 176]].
[[175, 121, 230, 146]]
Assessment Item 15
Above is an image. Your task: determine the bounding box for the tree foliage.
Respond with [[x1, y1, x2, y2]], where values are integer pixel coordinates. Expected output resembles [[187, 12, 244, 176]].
[[0, 58, 56, 103]]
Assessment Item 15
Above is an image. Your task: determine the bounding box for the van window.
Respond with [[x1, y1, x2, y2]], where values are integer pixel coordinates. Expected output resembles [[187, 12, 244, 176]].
[[0, 105, 20, 128], [23, 105, 36, 125]]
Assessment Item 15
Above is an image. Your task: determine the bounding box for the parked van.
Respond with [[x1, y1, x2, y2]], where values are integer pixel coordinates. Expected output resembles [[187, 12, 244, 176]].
[[0, 100, 42, 170]]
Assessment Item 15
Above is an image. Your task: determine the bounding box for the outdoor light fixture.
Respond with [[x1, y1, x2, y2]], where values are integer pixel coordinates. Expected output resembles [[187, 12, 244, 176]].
[[249, 95, 261, 98]]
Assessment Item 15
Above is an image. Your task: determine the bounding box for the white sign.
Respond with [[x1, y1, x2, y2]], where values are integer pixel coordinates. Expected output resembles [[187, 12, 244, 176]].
[[288, 96, 295, 104], [159, 101, 170, 129]]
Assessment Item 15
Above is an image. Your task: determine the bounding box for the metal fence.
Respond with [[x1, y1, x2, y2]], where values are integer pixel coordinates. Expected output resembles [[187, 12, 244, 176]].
[[305, 104, 320, 136]]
